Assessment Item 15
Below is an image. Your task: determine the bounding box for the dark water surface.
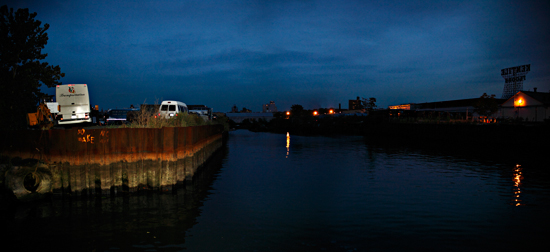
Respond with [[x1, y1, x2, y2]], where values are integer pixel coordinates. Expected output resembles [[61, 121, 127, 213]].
[[3, 130, 548, 251]]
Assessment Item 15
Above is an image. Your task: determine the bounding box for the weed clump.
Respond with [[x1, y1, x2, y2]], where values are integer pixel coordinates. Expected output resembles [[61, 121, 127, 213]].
[[120, 108, 228, 129], [124, 110, 203, 128]]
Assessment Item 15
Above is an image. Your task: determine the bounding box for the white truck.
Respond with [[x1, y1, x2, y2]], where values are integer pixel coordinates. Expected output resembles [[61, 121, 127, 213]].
[[56, 84, 92, 125]]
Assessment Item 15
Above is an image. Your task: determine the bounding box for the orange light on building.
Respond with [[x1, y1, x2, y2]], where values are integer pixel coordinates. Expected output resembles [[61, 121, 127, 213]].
[[313, 111, 318, 116], [286, 111, 290, 115], [329, 109, 334, 114], [515, 98, 525, 107]]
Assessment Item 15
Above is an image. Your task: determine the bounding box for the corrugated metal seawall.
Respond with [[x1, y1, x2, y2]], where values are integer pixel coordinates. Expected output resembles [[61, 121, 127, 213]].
[[0, 125, 224, 200]]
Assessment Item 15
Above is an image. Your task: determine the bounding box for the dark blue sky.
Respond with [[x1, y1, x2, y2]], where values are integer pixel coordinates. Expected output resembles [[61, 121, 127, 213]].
[[5, 0, 550, 111]]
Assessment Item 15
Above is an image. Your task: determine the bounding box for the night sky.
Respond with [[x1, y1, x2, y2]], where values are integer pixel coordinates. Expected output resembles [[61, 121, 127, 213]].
[[5, 0, 550, 112]]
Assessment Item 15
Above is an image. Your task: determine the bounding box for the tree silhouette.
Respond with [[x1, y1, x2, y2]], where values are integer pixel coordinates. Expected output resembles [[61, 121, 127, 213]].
[[474, 93, 498, 118], [355, 97, 377, 111], [290, 104, 304, 117], [1, 5, 64, 129], [363, 97, 377, 111]]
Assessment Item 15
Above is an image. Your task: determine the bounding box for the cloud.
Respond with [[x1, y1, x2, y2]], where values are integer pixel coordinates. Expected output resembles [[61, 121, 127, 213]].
[[154, 48, 354, 75], [12, 0, 550, 111]]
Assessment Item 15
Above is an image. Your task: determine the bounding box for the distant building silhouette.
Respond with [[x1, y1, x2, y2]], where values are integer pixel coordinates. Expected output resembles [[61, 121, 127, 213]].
[[349, 97, 362, 110], [263, 101, 278, 113]]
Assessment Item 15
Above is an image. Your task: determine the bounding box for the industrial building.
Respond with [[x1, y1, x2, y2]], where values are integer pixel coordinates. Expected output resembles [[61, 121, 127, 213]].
[[500, 90, 550, 122], [389, 90, 550, 122], [389, 96, 505, 120]]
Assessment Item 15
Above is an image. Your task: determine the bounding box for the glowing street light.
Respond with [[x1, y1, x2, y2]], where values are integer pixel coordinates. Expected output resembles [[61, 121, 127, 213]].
[[313, 111, 318, 116], [513, 95, 525, 119], [515, 98, 525, 107]]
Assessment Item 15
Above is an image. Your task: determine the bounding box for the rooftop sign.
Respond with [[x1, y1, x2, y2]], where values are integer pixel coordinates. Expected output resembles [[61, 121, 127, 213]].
[[501, 64, 530, 99], [501, 64, 530, 76]]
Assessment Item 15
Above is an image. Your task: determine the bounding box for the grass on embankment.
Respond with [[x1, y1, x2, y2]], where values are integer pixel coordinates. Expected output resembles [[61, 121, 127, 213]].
[[111, 109, 229, 131]]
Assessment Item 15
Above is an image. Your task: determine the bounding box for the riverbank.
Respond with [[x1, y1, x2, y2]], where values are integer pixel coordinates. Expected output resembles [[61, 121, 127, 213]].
[[239, 116, 549, 165]]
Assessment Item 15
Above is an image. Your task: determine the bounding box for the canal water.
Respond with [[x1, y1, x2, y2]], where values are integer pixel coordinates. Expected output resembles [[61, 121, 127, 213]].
[[2, 130, 548, 251]]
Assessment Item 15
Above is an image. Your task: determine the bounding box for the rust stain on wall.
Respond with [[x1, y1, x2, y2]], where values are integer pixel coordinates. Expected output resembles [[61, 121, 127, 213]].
[[1, 125, 224, 199]]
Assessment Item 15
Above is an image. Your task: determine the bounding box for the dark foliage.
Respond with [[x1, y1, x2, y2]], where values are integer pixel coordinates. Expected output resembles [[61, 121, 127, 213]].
[[1, 5, 64, 129], [474, 93, 499, 117]]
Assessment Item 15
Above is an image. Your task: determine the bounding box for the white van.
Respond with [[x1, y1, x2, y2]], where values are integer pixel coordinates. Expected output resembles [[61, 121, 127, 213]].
[[56, 84, 92, 125], [157, 100, 188, 119]]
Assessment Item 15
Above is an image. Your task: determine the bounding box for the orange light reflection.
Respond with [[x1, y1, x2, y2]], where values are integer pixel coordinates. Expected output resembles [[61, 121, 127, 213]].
[[512, 164, 523, 206], [286, 132, 290, 158]]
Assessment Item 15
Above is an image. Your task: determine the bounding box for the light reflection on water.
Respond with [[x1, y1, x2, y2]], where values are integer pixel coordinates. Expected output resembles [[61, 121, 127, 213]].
[[286, 132, 290, 158], [513, 164, 523, 206], [2, 130, 548, 251], [184, 130, 548, 251]]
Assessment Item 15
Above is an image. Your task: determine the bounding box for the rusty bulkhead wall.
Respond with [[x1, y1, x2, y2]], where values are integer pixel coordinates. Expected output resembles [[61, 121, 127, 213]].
[[0, 125, 224, 201]]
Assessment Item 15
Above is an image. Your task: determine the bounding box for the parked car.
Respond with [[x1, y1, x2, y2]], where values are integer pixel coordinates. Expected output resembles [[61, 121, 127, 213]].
[[106, 108, 140, 124]]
